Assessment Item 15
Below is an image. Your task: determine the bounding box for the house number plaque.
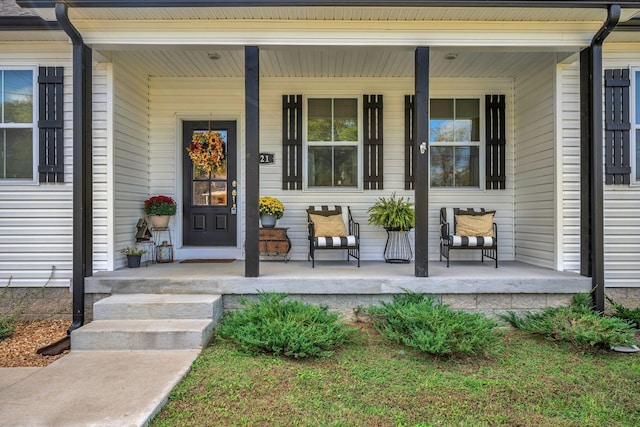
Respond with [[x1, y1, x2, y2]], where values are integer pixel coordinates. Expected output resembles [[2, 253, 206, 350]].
[[259, 153, 275, 164]]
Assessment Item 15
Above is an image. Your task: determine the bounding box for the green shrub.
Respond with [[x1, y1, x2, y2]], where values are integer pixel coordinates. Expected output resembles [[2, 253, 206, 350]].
[[364, 292, 503, 357], [0, 267, 59, 340], [501, 293, 638, 349], [0, 313, 18, 340], [217, 292, 356, 358], [606, 296, 640, 328], [0, 278, 22, 340]]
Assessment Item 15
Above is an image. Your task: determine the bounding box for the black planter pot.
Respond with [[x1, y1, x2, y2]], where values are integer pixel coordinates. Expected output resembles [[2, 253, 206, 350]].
[[126, 254, 142, 268]]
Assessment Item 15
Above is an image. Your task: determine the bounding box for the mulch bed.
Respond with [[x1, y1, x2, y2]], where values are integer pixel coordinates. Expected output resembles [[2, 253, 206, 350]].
[[0, 320, 70, 367]]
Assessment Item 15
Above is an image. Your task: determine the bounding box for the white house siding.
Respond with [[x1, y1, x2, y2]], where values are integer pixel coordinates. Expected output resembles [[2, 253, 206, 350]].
[[143, 75, 515, 262], [558, 62, 581, 274], [0, 43, 73, 287], [513, 56, 557, 269], [558, 45, 640, 289], [601, 45, 640, 289], [92, 62, 110, 272], [112, 55, 151, 270]]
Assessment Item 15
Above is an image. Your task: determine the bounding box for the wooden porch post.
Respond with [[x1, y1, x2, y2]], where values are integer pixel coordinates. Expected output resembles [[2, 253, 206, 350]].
[[245, 46, 260, 277], [414, 47, 429, 277]]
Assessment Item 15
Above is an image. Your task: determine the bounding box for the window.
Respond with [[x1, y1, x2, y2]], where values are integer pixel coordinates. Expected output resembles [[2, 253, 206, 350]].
[[429, 98, 481, 188], [0, 69, 35, 181], [305, 97, 360, 189]]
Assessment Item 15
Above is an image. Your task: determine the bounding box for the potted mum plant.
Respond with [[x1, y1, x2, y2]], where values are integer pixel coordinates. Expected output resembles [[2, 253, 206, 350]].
[[144, 195, 177, 228], [367, 193, 415, 263], [259, 196, 285, 228], [121, 245, 147, 268]]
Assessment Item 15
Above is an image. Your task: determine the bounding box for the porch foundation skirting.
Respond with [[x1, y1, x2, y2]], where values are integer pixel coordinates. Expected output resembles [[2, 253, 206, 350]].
[[80, 261, 618, 321]]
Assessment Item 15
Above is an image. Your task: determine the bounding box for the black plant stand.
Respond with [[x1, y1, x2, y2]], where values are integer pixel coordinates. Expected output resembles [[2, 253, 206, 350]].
[[384, 229, 412, 263]]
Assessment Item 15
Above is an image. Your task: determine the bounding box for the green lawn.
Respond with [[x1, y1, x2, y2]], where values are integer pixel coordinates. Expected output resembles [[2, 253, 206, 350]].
[[152, 323, 640, 426]]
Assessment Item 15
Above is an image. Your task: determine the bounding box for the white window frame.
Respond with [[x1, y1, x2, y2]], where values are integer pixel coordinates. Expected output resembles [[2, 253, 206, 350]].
[[630, 67, 640, 185], [428, 96, 485, 190], [0, 67, 38, 183], [302, 95, 363, 191]]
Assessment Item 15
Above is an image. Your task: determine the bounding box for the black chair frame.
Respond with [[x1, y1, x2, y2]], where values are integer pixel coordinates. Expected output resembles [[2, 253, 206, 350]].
[[307, 206, 360, 268]]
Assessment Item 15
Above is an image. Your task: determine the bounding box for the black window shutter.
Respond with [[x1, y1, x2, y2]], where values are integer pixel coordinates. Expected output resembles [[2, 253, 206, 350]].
[[485, 94, 506, 190], [404, 95, 415, 190], [37, 66, 64, 183], [363, 94, 383, 190], [604, 69, 631, 185], [282, 94, 303, 190]]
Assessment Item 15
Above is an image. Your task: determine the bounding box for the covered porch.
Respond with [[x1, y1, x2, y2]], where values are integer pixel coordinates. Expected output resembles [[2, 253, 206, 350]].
[[25, 1, 635, 327]]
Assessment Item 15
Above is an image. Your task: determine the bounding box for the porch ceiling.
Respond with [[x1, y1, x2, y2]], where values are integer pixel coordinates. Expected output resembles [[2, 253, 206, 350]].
[[107, 45, 573, 78]]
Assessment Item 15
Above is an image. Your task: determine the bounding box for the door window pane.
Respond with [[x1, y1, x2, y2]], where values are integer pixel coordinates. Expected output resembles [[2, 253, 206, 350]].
[[190, 129, 228, 205]]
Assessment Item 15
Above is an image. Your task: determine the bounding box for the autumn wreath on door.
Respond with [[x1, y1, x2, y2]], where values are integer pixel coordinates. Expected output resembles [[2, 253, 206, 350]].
[[187, 131, 226, 175]]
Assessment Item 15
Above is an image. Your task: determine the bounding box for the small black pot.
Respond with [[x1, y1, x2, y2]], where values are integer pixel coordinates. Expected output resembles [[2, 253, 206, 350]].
[[127, 254, 142, 268]]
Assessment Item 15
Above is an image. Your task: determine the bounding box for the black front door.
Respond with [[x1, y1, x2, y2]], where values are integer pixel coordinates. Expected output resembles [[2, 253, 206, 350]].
[[183, 120, 237, 246]]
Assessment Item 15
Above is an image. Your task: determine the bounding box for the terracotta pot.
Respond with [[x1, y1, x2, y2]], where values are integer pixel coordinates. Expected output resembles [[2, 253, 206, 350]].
[[149, 215, 170, 228]]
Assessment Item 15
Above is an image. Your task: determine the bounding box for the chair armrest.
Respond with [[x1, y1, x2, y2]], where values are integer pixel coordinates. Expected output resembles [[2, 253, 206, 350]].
[[308, 221, 315, 239], [493, 223, 498, 239], [440, 222, 450, 238], [347, 207, 360, 237]]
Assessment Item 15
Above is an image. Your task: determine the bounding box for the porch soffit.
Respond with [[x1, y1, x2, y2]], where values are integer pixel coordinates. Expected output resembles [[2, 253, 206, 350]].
[[108, 47, 567, 78]]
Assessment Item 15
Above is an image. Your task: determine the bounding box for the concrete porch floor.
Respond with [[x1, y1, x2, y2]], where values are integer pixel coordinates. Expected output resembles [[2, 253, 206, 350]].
[[86, 260, 591, 295], [83, 261, 591, 319]]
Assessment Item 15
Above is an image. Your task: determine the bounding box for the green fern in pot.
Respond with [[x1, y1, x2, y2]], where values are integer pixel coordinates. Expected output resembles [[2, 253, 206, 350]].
[[367, 192, 415, 231]]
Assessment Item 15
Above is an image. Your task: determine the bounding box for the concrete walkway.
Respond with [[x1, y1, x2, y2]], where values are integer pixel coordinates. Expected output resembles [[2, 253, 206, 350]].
[[0, 350, 199, 427]]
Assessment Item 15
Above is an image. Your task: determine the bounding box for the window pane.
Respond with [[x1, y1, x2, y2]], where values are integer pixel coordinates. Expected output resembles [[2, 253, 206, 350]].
[[192, 181, 210, 206], [2, 129, 33, 179], [455, 99, 480, 142], [430, 146, 454, 187], [454, 146, 480, 187], [334, 146, 357, 187], [430, 99, 454, 119], [430, 99, 454, 143], [308, 99, 332, 141], [308, 146, 332, 187], [334, 99, 358, 142], [3, 71, 33, 124], [210, 181, 227, 206]]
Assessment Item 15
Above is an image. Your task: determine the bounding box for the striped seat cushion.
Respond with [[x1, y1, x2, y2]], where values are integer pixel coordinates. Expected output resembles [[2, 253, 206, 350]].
[[314, 236, 358, 248], [449, 236, 495, 247]]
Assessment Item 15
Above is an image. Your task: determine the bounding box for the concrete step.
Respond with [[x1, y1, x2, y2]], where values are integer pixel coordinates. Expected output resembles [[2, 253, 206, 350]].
[[93, 294, 223, 321], [71, 319, 216, 351]]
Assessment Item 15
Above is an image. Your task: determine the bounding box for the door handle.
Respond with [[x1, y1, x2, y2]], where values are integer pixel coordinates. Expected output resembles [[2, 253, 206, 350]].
[[231, 180, 237, 215]]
